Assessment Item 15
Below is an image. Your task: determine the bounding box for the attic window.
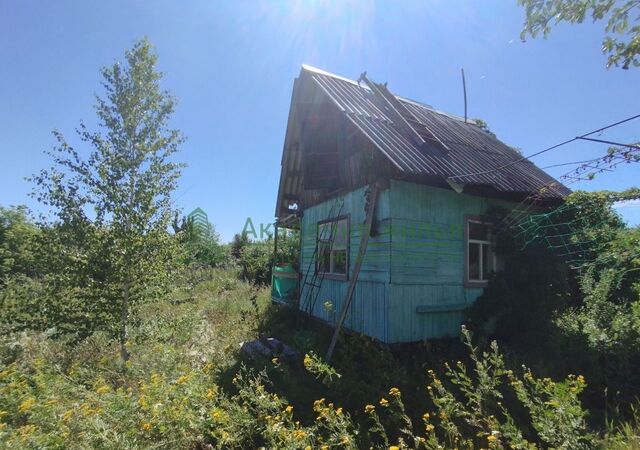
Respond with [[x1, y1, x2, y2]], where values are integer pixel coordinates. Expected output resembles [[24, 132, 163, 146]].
[[465, 217, 500, 286], [317, 216, 349, 278]]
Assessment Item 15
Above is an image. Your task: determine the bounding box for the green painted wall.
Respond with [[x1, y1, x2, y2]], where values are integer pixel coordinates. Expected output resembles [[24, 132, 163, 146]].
[[298, 180, 517, 343], [387, 180, 516, 342], [299, 185, 391, 341]]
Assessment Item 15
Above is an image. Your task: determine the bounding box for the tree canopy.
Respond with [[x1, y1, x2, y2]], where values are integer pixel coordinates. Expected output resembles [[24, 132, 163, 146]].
[[29, 38, 184, 359], [519, 0, 640, 69]]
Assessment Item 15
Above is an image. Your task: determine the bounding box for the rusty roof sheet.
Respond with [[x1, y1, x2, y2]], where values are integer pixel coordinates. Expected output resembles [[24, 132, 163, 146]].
[[303, 65, 569, 199]]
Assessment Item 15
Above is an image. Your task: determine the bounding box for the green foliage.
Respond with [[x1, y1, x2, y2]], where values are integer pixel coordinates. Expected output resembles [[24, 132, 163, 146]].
[[468, 206, 572, 343], [235, 229, 299, 285], [0, 270, 609, 449], [470, 190, 640, 410], [174, 213, 228, 267], [24, 38, 184, 359], [519, 0, 640, 69], [473, 118, 497, 138], [230, 232, 249, 260], [0, 206, 40, 282], [238, 239, 273, 285]]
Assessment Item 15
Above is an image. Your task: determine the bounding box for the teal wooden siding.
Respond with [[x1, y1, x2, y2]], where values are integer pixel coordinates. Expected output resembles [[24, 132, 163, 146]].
[[299, 185, 391, 341], [298, 180, 516, 343], [387, 180, 514, 342]]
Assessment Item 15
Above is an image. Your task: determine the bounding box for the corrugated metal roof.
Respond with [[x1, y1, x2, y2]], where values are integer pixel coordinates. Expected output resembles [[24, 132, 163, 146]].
[[302, 65, 569, 199]]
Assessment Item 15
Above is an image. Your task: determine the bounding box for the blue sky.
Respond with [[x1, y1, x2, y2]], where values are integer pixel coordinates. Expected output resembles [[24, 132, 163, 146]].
[[1, 0, 639, 241]]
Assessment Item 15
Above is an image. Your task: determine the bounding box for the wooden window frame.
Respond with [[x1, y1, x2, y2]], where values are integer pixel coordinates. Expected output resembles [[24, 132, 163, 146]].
[[316, 215, 350, 281], [464, 215, 497, 288]]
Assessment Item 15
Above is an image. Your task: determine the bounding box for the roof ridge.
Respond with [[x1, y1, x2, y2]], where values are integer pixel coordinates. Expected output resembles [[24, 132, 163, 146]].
[[301, 64, 473, 125], [301, 64, 367, 88]]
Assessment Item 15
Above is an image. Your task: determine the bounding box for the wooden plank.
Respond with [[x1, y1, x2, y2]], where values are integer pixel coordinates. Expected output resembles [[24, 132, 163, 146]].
[[415, 303, 468, 313]]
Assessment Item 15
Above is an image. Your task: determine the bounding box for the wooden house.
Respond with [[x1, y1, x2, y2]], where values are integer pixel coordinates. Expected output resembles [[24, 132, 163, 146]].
[[273, 65, 568, 344]]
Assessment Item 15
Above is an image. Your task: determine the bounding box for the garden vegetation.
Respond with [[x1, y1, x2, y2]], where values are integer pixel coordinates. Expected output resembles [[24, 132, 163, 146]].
[[1, 39, 639, 449]]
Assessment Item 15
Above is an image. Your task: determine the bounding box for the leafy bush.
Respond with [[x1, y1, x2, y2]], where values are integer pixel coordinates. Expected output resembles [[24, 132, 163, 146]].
[[235, 229, 299, 285], [173, 213, 228, 268], [0, 306, 603, 449], [0, 206, 41, 282]]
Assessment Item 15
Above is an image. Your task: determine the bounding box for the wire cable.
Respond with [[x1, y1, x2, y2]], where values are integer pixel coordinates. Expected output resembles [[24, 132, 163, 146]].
[[447, 113, 640, 181]]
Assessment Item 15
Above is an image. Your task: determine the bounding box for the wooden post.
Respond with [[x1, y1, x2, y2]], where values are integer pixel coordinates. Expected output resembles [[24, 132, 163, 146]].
[[273, 221, 279, 263], [325, 183, 379, 362]]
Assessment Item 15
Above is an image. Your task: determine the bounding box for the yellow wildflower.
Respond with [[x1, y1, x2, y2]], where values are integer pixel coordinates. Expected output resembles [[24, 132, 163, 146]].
[[304, 354, 313, 368], [18, 397, 35, 413], [293, 430, 306, 440], [426, 424, 435, 432], [577, 375, 586, 385], [272, 357, 279, 365], [0, 410, 8, 419], [285, 405, 294, 414], [313, 398, 326, 411], [18, 424, 37, 439], [62, 410, 74, 422], [206, 387, 218, 399], [176, 374, 190, 385], [390, 446, 400, 450], [141, 421, 152, 432], [96, 385, 110, 395], [389, 387, 401, 397], [336, 407, 343, 415], [321, 446, 329, 450], [364, 404, 375, 414], [422, 412, 430, 422], [487, 434, 497, 442], [379, 397, 389, 407]]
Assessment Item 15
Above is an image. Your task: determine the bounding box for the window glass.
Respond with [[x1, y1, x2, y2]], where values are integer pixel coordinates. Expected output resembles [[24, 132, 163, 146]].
[[468, 242, 480, 280], [333, 250, 347, 274], [469, 222, 490, 241], [333, 220, 348, 249], [317, 217, 349, 276], [318, 223, 332, 243], [466, 218, 500, 284], [481, 243, 490, 280], [318, 244, 331, 273]]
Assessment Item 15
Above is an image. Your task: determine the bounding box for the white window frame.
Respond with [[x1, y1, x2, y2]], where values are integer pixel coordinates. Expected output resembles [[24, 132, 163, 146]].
[[316, 216, 349, 279], [465, 217, 497, 286]]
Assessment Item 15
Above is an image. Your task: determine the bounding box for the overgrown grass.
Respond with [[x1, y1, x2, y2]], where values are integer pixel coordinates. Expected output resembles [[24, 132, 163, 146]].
[[1, 267, 639, 448]]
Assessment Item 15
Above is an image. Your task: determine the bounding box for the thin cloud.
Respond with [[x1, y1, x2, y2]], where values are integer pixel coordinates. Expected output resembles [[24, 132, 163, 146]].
[[614, 199, 640, 209]]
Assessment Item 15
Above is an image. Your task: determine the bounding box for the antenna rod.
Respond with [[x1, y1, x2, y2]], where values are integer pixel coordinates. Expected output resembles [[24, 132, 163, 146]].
[[461, 68, 467, 123]]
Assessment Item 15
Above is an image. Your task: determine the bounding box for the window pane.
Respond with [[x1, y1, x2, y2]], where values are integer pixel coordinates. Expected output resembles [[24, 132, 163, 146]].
[[333, 219, 348, 249], [318, 244, 330, 273], [481, 243, 490, 280], [318, 223, 331, 242], [333, 250, 347, 274], [468, 243, 480, 280], [469, 222, 490, 241]]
